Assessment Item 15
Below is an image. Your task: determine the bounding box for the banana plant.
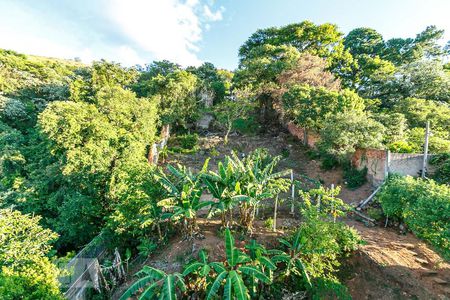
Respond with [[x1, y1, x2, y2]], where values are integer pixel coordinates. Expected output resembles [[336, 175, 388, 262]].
[[244, 240, 277, 297], [120, 266, 186, 300], [156, 160, 213, 238], [202, 158, 244, 228], [229, 150, 291, 231], [182, 249, 224, 297], [205, 229, 271, 300], [271, 229, 311, 287]]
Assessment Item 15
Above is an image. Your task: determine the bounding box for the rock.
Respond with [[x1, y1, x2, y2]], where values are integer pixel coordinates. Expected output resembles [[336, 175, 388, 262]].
[[433, 278, 448, 285], [405, 249, 418, 256], [196, 113, 214, 130], [420, 269, 438, 276], [403, 243, 416, 250], [415, 257, 429, 265]]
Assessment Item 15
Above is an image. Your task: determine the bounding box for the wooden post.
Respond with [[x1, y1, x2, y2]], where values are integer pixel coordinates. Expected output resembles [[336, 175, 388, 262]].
[[385, 150, 390, 180], [290, 170, 295, 214], [303, 128, 308, 146], [273, 194, 278, 232], [422, 121, 430, 178], [331, 184, 336, 223]]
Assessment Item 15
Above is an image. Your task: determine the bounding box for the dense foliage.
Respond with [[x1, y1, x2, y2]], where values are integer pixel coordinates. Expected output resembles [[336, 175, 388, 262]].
[[0, 209, 62, 299], [235, 20, 450, 164], [377, 175, 450, 259], [1, 16, 450, 299]]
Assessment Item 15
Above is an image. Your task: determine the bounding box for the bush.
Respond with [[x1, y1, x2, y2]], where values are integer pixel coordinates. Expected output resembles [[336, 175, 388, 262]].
[[297, 205, 361, 280], [232, 116, 260, 135], [264, 217, 274, 229], [310, 278, 352, 300], [320, 154, 340, 170], [168, 133, 199, 153], [430, 153, 450, 184], [388, 140, 413, 153], [366, 207, 384, 221], [343, 165, 367, 189], [377, 175, 450, 259], [0, 209, 63, 300]]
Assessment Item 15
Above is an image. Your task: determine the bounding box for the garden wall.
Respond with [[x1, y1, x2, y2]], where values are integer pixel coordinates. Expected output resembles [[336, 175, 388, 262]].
[[284, 121, 435, 186], [286, 122, 320, 148], [351, 149, 387, 186], [351, 150, 436, 186]]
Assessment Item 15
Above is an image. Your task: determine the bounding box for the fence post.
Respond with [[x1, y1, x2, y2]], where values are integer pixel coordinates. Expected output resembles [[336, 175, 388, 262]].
[[422, 121, 430, 178], [384, 149, 390, 180], [290, 170, 295, 214], [331, 184, 336, 223], [273, 194, 278, 232]]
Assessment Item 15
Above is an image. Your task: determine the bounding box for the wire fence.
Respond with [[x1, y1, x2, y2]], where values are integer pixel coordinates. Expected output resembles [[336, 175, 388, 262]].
[[58, 234, 108, 300]]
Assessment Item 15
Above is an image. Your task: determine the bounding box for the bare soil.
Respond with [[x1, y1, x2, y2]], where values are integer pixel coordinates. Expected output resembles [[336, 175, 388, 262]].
[[114, 132, 449, 300]]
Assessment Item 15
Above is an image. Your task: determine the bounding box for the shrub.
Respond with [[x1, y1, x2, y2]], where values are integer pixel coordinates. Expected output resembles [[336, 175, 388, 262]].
[[310, 278, 352, 300], [281, 148, 290, 158], [366, 207, 384, 221], [0, 209, 63, 300], [168, 133, 199, 153], [264, 217, 274, 229], [343, 164, 367, 189], [377, 175, 450, 259], [233, 116, 260, 135], [430, 153, 450, 184], [320, 154, 340, 170], [388, 140, 413, 153]]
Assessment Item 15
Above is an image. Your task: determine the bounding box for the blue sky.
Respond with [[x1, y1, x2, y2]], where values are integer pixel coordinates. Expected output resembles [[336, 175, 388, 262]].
[[0, 0, 449, 70]]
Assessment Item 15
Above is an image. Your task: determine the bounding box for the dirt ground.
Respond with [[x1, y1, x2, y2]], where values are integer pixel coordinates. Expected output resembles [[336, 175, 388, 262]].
[[115, 132, 449, 300]]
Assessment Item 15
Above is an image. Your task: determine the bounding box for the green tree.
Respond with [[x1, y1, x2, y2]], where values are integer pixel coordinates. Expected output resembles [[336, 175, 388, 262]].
[[203, 158, 244, 228], [383, 26, 448, 66], [393, 97, 450, 132], [137, 69, 198, 128], [282, 85, 366, 131], [238, 21, 354, 82], [317, 111, 385, 159], [0, 209, 63, 300], [22, 62, 159, 249], [381, 61, 450, 105], [344, 28, 385, 57], [213, 99, 254, 144], [188, 62, 233, 104], [204, 229, 271, 300]]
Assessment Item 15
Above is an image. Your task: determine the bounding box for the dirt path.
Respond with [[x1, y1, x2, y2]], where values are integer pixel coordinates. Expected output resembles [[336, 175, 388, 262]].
[[343, 220, 450, 299]]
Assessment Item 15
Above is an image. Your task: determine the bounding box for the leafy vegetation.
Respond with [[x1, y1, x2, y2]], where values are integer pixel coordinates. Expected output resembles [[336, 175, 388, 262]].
[[0, 209, 63, 299], [123, 220, 359, 300], [377, 175, 450, 259], [1, 15, 450, 300]]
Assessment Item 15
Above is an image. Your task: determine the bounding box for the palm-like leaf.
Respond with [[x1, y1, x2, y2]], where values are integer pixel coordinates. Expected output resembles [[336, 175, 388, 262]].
[[206, 271, 228, 300], [121, 267, 186, 300], [238, 266, 270, 284], [230, 270, 249, 300]]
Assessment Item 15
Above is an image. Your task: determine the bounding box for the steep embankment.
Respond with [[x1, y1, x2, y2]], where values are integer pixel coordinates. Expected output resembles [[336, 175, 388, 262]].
[[166, 132, 449, 299]]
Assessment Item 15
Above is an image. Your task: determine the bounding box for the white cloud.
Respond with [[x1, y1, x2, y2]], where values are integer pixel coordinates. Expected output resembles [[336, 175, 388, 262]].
[[203, 5, 224, 21], [107, 0, 224, 66], [0, 0, 226, 67], [116, 45, 146, 66]]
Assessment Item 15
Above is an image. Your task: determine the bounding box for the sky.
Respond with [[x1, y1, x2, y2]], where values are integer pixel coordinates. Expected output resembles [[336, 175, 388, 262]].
[[0, 0, 449, 70]]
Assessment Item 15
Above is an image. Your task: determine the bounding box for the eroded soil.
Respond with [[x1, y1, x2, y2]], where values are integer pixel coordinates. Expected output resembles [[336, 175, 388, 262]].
[[114, 132, 449, 300]]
